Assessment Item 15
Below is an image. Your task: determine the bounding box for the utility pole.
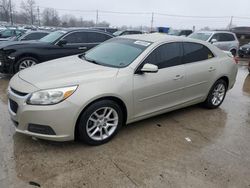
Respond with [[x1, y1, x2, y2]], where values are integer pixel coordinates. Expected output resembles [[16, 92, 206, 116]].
[[229, 16, 233, 30], [96, 10, 99, 26], [150, 12, 154, 32], [37, 6, 40, 27], [9, 0, 13, 25]]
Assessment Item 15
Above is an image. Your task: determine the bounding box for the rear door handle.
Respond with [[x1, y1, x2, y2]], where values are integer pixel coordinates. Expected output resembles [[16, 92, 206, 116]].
[[209, 67, 216, 72], [79, 46, 87, 50], [173, 75, 184, 80]]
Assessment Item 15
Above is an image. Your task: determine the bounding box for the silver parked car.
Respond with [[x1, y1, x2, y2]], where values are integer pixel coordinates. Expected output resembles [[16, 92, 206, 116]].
[[188, 31, 239, 56], [8, 33, 238, 145]]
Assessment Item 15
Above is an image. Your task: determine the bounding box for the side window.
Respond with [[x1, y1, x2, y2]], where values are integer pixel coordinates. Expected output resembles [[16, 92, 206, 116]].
[[183, 42, 214, 64], [210, 33, 220, 41], [143, 43, 182, 69], [23, 33, 38, 40], [64, 32, 87, 43], [219, 33, 235, 41], [86, 32, 112, 43]]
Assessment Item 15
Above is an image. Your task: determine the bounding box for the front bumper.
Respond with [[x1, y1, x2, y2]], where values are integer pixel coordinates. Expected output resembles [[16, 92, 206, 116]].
[[8, 87, 80, 142], [0, 54, 15, 74], [238, 49, 250, 56]]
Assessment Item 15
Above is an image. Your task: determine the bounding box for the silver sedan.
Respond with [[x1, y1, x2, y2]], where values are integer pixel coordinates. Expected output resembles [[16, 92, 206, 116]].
[[8, 33, 238, 145]]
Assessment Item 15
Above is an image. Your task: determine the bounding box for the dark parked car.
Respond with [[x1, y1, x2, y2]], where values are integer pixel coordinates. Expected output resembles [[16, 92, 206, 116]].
[[92, 27, 118, 34], [168, 29, 193, 36], [113, 30, 143, 36], [238, 43, 250, 58], [0, 29, 114, 74], [11, 31, 50, 41], [0, 28, 26, 41]]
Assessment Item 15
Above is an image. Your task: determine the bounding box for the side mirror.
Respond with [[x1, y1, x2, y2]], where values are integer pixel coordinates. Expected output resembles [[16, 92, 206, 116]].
[[57, 39, 67, 46], [140, 63, 158, 73], [211, 39, 217, 44]]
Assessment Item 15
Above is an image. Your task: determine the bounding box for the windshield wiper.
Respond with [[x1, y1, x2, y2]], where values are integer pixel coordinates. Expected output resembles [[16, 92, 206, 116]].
[[82, 54, 101, 65]]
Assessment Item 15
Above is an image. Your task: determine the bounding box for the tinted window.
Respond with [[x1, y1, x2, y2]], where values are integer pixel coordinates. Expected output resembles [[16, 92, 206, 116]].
[[23, 33, 48, 40], [219, 33, 235, 41], [64, 32, 87, 43], [183, 42, 214, 64], [143, 43, 182, 69], [211, 33, 235, 42], [86, 32, 112, 43]]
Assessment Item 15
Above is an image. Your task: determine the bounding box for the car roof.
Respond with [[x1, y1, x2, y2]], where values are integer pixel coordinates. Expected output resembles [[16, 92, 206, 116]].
[[194, 30, 235, 34], [119, 33, 199, 43], [57, 28, 114, 36]]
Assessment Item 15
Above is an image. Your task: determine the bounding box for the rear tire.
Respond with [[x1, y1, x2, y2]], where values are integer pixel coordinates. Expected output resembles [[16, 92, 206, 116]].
[[203, 79, 227, 109], [15, 57, 38, 73], [230, 49, 237, 57], [77, 100, 123, 145]]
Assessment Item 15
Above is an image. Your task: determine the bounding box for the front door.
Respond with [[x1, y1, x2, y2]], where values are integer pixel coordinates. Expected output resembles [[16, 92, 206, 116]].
[[133, 42, 185, 119]]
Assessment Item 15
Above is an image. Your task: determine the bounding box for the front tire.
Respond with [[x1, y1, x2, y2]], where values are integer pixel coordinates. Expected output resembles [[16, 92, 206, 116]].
[[77, 100, 123, 145], [16, 57, 38, 73], [203, 79, 227, 109]]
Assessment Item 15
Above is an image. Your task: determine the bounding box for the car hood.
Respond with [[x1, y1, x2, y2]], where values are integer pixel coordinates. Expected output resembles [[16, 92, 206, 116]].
[[18, 55, 119, 90], [1, 40, 47, 50], [241, 44, 250, 48]]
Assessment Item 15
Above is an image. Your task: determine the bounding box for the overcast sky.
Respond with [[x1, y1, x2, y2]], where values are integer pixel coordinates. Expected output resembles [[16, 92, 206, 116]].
[[14, 0, 250, 29]]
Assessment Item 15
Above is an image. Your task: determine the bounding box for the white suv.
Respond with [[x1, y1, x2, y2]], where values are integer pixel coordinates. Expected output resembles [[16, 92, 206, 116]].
[[189, 31, 239, 56]]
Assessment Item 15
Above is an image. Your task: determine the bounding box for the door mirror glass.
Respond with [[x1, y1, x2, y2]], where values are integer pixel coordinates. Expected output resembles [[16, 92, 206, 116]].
[[211, 38, 217, 44], [57, 39, 67, 46], [140, 63, 158, 73]]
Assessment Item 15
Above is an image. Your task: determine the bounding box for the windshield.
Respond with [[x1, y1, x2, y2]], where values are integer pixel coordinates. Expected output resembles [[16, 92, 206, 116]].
[[188, 32, 212, 41], [113, 31, 124, 36], [39, 30, 66, 43], [84, 38, 151, 68]]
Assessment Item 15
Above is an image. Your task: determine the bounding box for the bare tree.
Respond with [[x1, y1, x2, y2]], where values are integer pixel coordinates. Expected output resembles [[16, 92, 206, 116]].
[[42, 8, 60, 26], [20, 0, 36, 25], [0, 0, 14, 22]]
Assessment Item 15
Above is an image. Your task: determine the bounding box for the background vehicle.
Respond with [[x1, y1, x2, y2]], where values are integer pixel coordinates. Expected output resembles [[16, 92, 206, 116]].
[[188, 31, 239, 56], [248, 62, 250, 73], [8, 33, 238, 145], [238, 43, 250, 58], [11, 31, 50, 42], [0, 29, 114, 74], [92, 27, 118, 34], [113, 30, 143, 36], [0, 28, 26, 41], [168, 29, 193, 36]]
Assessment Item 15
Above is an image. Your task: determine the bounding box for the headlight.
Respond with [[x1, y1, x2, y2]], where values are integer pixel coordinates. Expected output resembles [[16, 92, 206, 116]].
[[27, 86, 78, 105]]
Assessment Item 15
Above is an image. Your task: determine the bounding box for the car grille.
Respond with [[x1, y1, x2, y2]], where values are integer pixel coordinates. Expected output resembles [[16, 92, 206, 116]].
[[10, 87, 28, 97], [9, 99, 18, 114]]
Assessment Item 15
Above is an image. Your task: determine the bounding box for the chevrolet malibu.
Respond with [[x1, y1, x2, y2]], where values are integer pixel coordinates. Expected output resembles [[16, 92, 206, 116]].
[[8, 33, 238, 145]]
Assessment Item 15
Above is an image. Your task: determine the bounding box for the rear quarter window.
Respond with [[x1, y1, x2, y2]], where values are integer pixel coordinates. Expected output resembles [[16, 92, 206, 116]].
[[183, 42, 214, 64]]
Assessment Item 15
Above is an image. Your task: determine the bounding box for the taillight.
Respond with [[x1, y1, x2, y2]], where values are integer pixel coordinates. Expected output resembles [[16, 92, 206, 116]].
[[234, 57, 238, 64]]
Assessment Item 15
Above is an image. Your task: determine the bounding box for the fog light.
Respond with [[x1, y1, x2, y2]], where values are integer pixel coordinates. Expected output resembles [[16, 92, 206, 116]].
[[28, 124, 56, 135], [0, 61, 2, 66]]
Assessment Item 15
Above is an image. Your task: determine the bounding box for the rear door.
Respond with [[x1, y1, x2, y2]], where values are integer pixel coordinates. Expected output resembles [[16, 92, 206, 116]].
[[133, 42, 186, 118], [182, 42, 217, 102]]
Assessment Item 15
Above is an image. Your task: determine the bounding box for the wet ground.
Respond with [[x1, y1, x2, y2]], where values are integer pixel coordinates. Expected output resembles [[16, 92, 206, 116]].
[[0, 65, 249, 188]]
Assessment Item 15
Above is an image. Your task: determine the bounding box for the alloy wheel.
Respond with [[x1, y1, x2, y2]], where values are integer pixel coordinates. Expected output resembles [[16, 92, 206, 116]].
[[86, 107, 119, 141], [19, 59, 37, 71], [211, 83, 226, 106]]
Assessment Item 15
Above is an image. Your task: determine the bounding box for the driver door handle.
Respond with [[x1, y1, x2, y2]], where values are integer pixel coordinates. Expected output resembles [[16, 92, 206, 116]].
[[173, 75, 184, 80], [79, 46, 87, 50], [209, 67, 216, 72]]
